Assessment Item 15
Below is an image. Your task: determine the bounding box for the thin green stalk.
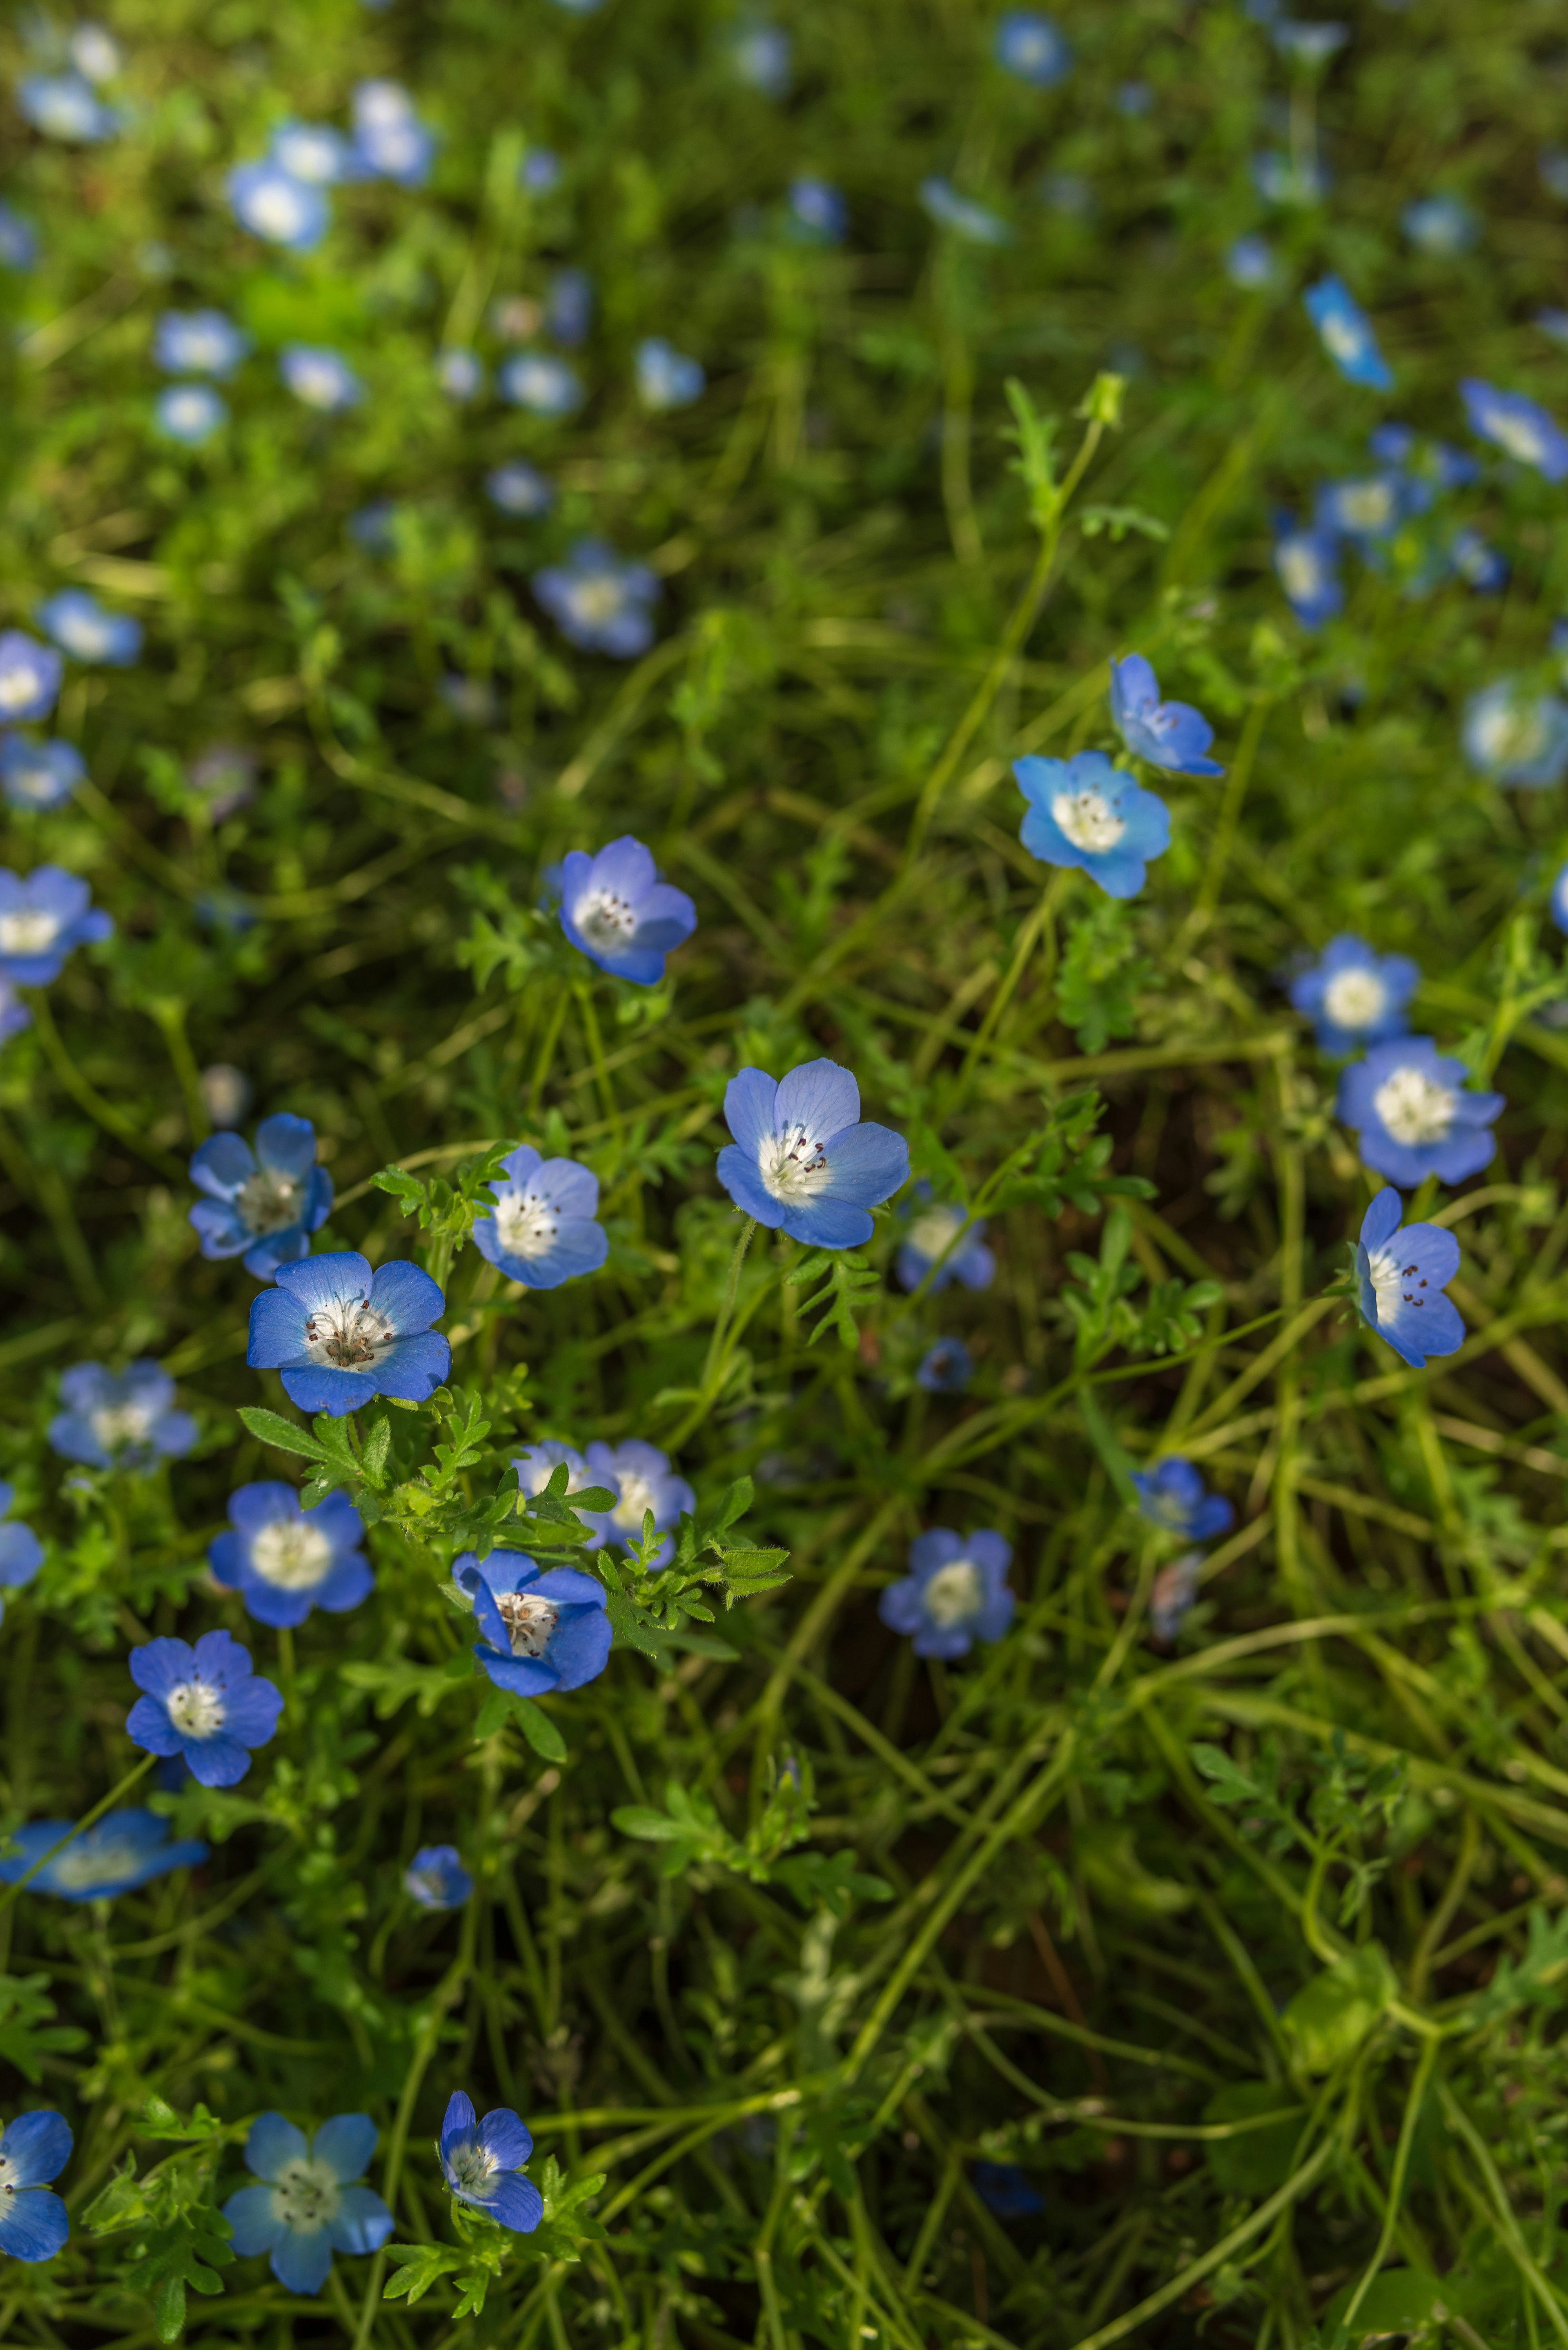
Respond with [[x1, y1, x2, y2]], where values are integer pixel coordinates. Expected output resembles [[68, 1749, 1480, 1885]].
[[0, 1754, 156, 1914]]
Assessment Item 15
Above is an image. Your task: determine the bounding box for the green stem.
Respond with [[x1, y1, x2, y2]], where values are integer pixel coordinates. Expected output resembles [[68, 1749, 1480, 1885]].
[[1184, 697, 1270, 934], [29, 990, 183, 1179], [665, 1219, 760, 1449], [0, 1754, 156, 1914]]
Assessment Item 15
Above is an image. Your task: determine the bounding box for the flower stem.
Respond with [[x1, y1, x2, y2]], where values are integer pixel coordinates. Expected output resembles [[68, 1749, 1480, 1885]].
[[0, 1752, 156, 1915]]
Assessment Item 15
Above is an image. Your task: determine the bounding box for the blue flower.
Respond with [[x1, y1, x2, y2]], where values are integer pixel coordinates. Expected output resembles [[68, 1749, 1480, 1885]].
[[878, 1528, 1015, 1660], [717, 1058, 910, 1248], [0, 736, 82, 812], [636, 337, 706, 412], [1109, 654, 1222, 777], [1461, 380, 1568, 482], [49, 1361, 194, 1471], [281, 346, 363, 413], [547, 267, 594, 346], [1289, 936, 1418, 1056], [1450, 527, 1507, 593], [730, 21, 792, 96], [917, 1337, 972, 1394], [1355, 1187, 1464, 1371], [1273, 521, 1342, 627], [581, 1439, 693, 1564], [1014, 750, 1169, 900], [269, 122, 352, 185], [438, 2094, 543, 2232], [352, 80, 436, 185], [973, 2162, 1044, 2220], [224, 2114, 393, 2296], [154, 309, 249, 377], [437, 348, 484, 401], [519, 148, 561, 193], [0, 634, 61, 723], [209, 1484, 371, 1630], [1463, 681, 1568, 788], [247, 1252, 450, 1418], [486, 461, 555, 517], [1226, 234, 1277, 289], [0, 866, 112, 983], [156, 385, 227, 446], [533, 542, 659, 656], [0, 202, 39, 270], [1314, 473, 1409, 545], [500, 353, 584, 418], [513, 1440, 616, 1543], [0, 1808, 207, 1903], [0, 2111, 71, 2263], [920, 176, 1011, 245], [1149, 1551, 1203, 1645], [1552, 861, 1568, 938], [458, 1550, 612, 1699], [994, 11, 1071, 85], [1403, 195, 1476, 256], [557, 835, 696, 985], [227, 161, 329, 252], [0, 1483, 43, 1613], [1541, 310, 1568, 349], [787, 178, 846, 243], [896, 1190, 994, 1294], [127, 1630, 283, 1788], [1303, 276, 1393, 391], [71, 26, 123, 82], [1337, 1037, 1503, 1188], [1252, 150, 1327, 207], [19, 75, 116, 142], [1132, 1459, 1233, 1543], [471, 1144, 609, 1287], [38, 590, 141, 667], [405, 1846, 472, 1910], [188, 1111, 334, 1279]]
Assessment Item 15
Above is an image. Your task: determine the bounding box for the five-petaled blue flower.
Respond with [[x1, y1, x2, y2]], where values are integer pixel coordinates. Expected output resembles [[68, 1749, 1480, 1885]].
[[994, 10, 1071, 85], [49, 1361, 195, 1471], [1109, 654, 1223, 778], [154, 309, 250, 376], [917, 1336, 972, 1394], [534, 542, 660, 656], [1132, 1459, 1234, 1543], [1463, 681, 1568, 789], [438, 2094, 544, 2233], [1461, 380, 1568, 482], [1015, 750, 1170, 900], [717, 1057, 910, 1248], [227, 160, 329, 252], [973, 2161, 1044, 2220], [189, 1111, 334, 1280], [0, 633, 62, 722], [437, 348, 484, 401], [248, 1252, 450, 1417], [896, 1190, 994, 1294], [788, 178, 846, 243], [353, 80, 435, 185], [486, 460, 555, 517], [919, 176, 1011, 245], [126, 1630, 283, 1788], [879, 1528, 1015, 1660], [472, 1144, 609, 1287], [38, 590, 141, 667], [1226, 234, 1277, 289], [1355, 1187, 1465, 1371], [1273, 521, 1343, 627], [0, 2111, 71, 2264], [636, 337, 706, 411], [0, 1808, 207, 1903], [1315, 473, 1408, 546], [0, 1483, 44, 1615], [1303, 276, 1392, 390], [209, 1485, 371, 1629], [224, 2114, 394, 2296], [0, 736, 82, 811], [1289, 935, 1418, 1056], [156, 385, 228, 445], [269, 122, 351, 185], [459, 1549, 612, 1699], [282, 346, 363, 413], [1403, 195, 1476, 256], [581, 1439, 694, 1565], [500, 352, 584, 417], [405, 1846, 472, 1911], [19, 75, 116, 143], [1337, 1037, 1503, 1189], [514, 1439, 617, 1541], [0, 203, 38, 270], [0, 866, 111, 983], [557, 835, 696, 984]]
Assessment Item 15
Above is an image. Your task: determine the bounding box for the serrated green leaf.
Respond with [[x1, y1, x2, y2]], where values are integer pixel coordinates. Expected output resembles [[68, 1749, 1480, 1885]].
[[236, 1406, 329, 1464]]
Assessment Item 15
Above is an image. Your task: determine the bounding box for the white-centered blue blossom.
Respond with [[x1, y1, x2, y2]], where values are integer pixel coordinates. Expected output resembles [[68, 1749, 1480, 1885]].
[[154, 309, 249, 376], [126, 1630, 283, 1788], [1354, 1187, 1464, 1370], [19, 74, 117, 143], [880, 1529, 1015, 1660], [437, 348, 484, 400], [1303, 275, 1393, 391], [247, 1251, 450, 1416], [472, 1146, 609, 1288], [0, 633, 61, 722], [717, 1057, 910, 1248], [556, 836, 696, 984], [0, 2111, 72, 2263], [1463, 681, 1568, 789], [500, 352, 584, 417], [0, 736, 83, 812], [156, 384, 227, 445], [1014, 750, 1169, 899], [459, 1547, 612, 1695], [437, 2094, 544, 2232], [0, 866, 112, 983], [352, 79, 436, 184], [1109, 654, 1223, 776], [224, 2114, 393, 2296], [269, 121, 351, 185], [1403, 195, 1476, 256], [281, 346, 363, 412], [227, 160, 329, 252], [1273, 520, 1343, 627], [405, 1846, 472, 1910], [1460, 380, 1568, 483], [1336, 1036, 1503, 1188], [994, 10, 1071, 85], [1132, 1460, 1233, 1542], [636, 337, 705, 412], [533, 542, 659, 656], [486, 460, 555, 517], [513, 1439, 617, 1542], [37, 590, 141, 666], [189, 1110, 333, 1278], [896, 1189, 994, 1294], [0, 1809, 207, 1903], [1289, 936, 1419, 1056], [581, 1439, 693, 1564], [209, 1484, 371, 1629], [47, 1360, 193, 1470]]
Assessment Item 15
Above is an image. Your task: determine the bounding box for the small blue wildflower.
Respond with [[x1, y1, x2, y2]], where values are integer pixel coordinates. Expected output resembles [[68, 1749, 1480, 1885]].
[[18, 75, 116, 143], [1450, 526, 1506, 593], [126, 1630, 283, 1788], [920, 176, 1012, 245], [1150, 1552, 1203, 1645], [1460, 380, 1568, 482], [0, 1483, 44, 1618], [1553, 862, 1568, 938], [1273, 521, 1343, 627], [973, 2162, 1044, 2220], [1539, 310, 1568, 350], [0, 2111, 71, 2263], [1403, 195, 1476, 256], [520, 147, 561, 193], [513, 1440, 615, 1538], [1226, 234, 1277, 289], [1109, 654, 1223, 778], [471, 1145, 609, 1287], [38, 591, 140, 667], [788, 178, 846, 243], [209, 1485, 371, 1630], [547, 267, 594, 346], [500, 352, 584, 417], [352, 80, 436, 185], [0, 634, 62, 722], [917, 1337, 972, 1394], [0, 736, 83, 812], [438, 2095, 543, 2233], [717, 1058, 910, 1249], [1252, 150, 1327, 206], [1355, 1187, 1464, 1371], [636, 337, 706, 412], [731, 20, 792, 96], [1463, 681, 1568, 789], [879, 1528, 1015, 1661], [154, 309, 249, 377], [534, 542, 659, 656], [1336, 1036, 1503, 1188], [557, 835, 696, 985], [1289, 936, 1418, 1056], [1132, 1460, 1233, 1543], [437, 349, 483, 401], [0, 867, 112, 983], [0, 1809, 206, 1904], [486, 460, 555, 517], [224, 2114, 393, 2296], [49, 1362, 194, 1471], [0, 203, 39, 269], [405, 1846, 472, 1911], [1314, 473, 1408, 546], [995, 11, 1071, 85], [1273, 19, 1348, 63], [1368, 423, 1414, 466], [269, 122, 352, 185], [156, 384, 227, 445], [188, 1111, 333, 1278], [247, 1252, 450, 1417], [581, 1440, 694, 1565], [1303, 276, 1393, 391], [897, 1190, 994, 1294], [281, 346, 362, 413], [459, 1550, 612, 1699], [1014, 750, 1170, 900], [227, 160, 329, 252]]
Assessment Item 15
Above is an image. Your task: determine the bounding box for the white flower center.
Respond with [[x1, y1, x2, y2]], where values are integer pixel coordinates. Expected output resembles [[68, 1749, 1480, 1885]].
[[1486, 410, 1547, 466], [49, 1837, 139, 1892], [165, 1679, 226, 1737], [0, 908, 59, 954], [573, 887, 637, 949], [1372, 1066, 1455, 1147], [493, 1185, 562, 1259], [496, 1592, 559, 1659], [251, 1518, 334, 1591], [1277, 541, 1324, 600], [1365, 1242, 1428, 1327], [908, 1205, 965, 1263], [0, 667, 43, 716], [612, 1470, 659, 1535], [567, 580, 626, 627], [1338, 482, 1394, 532], [278, 132, 339, 183], [57, 616, 109, 656], [292, 361, 343, 407], [272, 2157, 343, 2232], [1475, 700, 1545, 767], [1322, 969, 1387, 1031], [450, 2143, 497, 2197], [1051, 788, 1125, 853], [237, 1168, 303, 1235], [90, 1400, 156, 1451], [249, 181, 309, 238], [8, 761, 55, 805], [167, 390, 212, 428], [924, 1559, 984, 1627], [1320, 313, 1366, 366], [760, 1121, 830, 1205], [302, 1291, 397, 1370]]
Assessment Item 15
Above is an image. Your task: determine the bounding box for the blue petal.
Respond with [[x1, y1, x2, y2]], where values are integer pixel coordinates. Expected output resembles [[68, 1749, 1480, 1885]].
[[222, 1677, 284, 1747], [908, 1528, 964, 1575], [1396, 1222, 1461, 1284], [440, 2092, 477, 2151], [821, 1121, 909, 1208], [125, 1697, 183, 1758], [223, 2183, 286, 2254], [774, 1058, 860, 1142], [715, 1144, 786, 1229], [372, 1330, 451, 1403], [781, 1197, 874, 1249], [546, 1608, 612, 1690], [0, 2187, 68, 2261], [328, 2185, 394, 2254], [273, 1250, 374, 1312], [312, 2114, 376, 2185], [477, 2108, 533, 2170], [189, 1132, 255, 1197], [247, 1286, 309, 1368], [368, 1258, 446, 1332], [245, 2113, 309, 2183], [0, 2110, 71, 2187], [271, 2223, 334, 2295], [476, 1647, 558, 1697], [1359, 1188, 1403, 1251], [254, 1112, 318, 1183], [282, 1366, 378, 1416], [724, 1067, 780, 1155], [129, 1637, 197, 1700], [586, 835, 657, 899], [487, 2172, 545, 2234], [185, 1733, 254, 1787]]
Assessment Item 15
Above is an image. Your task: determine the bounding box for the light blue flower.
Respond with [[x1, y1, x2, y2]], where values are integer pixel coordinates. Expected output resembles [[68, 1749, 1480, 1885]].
[[896, 1190, 994, 1294], [0, 2111, 70, 2263], [1132, 1459, 1233, 1542], [0, 634, 61, 722], [189, 1111, 334, 1278], [730, 21, 792, 96], [1149, 1552, 1202, 1644], [49, 1361, 194, 1471], [71, 25, 122, 82], [1463, 681, 1568, 788], [437, 348, 484, 400], [0, 736, 83, 812], [438, 2094, 543, 2233], [1226, 234, 1277, 289], [127, 1630, 283, 1788], [247, 1252, 450, 1418], [1314, 472, 1409, 546], [513, 1440, 615, 1539], [486, 461, 555, 517], [269, 121, 352, 185], [788, 178, 846, 243], [472, 1144, 609, 1287], [405, 1846, 472, 1910], [1109, 653, 1222, 777], [1251, 150, 1327, 206], [209, 1485, 370, 1630], [995, 10, 1070, 85], [636, 337, 705, 412], [0, 1482, 44, 1614], [1115, 80, 1152, 116], [1303, 276, 1393, 391], [1460, 380, 1568, 482], [224, 2114, 393, 2296], [458, 1550, 612, 1700], [1289, 936, 1418, 1056], [38, 590, 141, 667], [547, 266, 594, 346], [352, 80, 436, 185], [154, 308, 250, 376], [0, 866, 111, 982], [717, 1058, 909, 1248], [500, 352, 583, 417], [1355, 1187, 1464, 1371], [18, 75, 116, 143], [1014, 750, 1169, 899], [533, 541, 659, 656], [1336, 1036, 1503, 1188], [557, 835, 696, 984], [920, 176, 1011, 245], [1403, 195, 1476, 256], [227, 160, 329, 252], [581, 1439, 693, 1565], [879, 1528, 1015, 1661], [0, 1809, 207, 1904], [156, 384, 227, 445], [917, 1337, 972, 1394], [519, 148, 561, 193], [0, 203, 39, 269], [281, 346, 362, 413], [1450, 527, 1506, 593], [1273, 521, 1342, 627]]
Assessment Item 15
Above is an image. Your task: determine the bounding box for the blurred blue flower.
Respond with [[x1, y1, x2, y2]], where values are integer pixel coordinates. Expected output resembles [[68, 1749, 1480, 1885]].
[[248, 1252, 450, 1417], [1552, 863, 1568, 939], [1252, 150, 1327, 206], [1115, 80, 1152, 116], [1132, 1459, 1233, 1542], [1226, 234, 1277, 289], [38, 590, 141, 667], [227, 160, 329, 251], [472, 1144, 609, 1287], [156, 384, 227, 445], [348, 500, 400, 553], [500, 352, 583, 417], [879, 1527, 1015, 1660], [0, 2110, 71, 2263], [0, 736, 83, 812], [1015, 750, 1169, 899], [0, 633, 61, 722], [154, 309, 249, 377], [637, 337, 706, 412], [188, 1111, 333, 1278], [1314, 473, 1408, 546], [520, 147, 561, 193], [0, 203, 39, 268], [920, 177, 1011, 245], [436, 348, 484, 401], [1461, 380, 1568, 482], [1273, 19, 1348, 63], [917, 1337, 972, 1394], [995, 11, 1071, 85], [1110, 653, 1222, 777], [1273, 521, 1342, 627], [0, 1482, 44, 1613], [49, 1361, 194, 1471], [1463, 681, 1568, 788], [19, 75, 116, 142], [1337, 1036, 1503, 1188], [281, 346, 362, 412], [533, 540, 659, 656], [514, 1440, 614, 1537], [547, 267, 594, 346], [486, 460, 555, 517], [557, 835, 696, 984], [269, 122, 352, 185], [1355, 1186, 1464, 1370], [581, 1439, 694, 1563], [352, 80, 436, 185], [973, 2162, 1044, 2219], [1450, 526, 1506, 593], [210, 1485, 371, 1629], [438, 2094, 544, 2232], [224, 2114, 393, 2295], [896, 1191, 993, 1294], [0, 867, 112, 983], [1150, 1551, 1202, 1644], [71, 25, 122, 82], [0, 1809, 207, 1903], [731, 20, 792, 96], [459, 1550, 612, 1699], [127, 1630, 282, 1788], [1539, 309, 1568, 350], [1303, 276, 1393, 391], [717, 1058, 909, 1248], [1403, 195, 1476, 255], [1289, 936, 1418, 1055], [788, 178, 846, 243], [405, 1846, 472, 1910]]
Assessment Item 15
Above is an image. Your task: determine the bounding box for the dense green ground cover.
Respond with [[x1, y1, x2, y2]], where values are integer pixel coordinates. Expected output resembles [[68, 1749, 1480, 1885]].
[[4, 0, 1568, 2344]]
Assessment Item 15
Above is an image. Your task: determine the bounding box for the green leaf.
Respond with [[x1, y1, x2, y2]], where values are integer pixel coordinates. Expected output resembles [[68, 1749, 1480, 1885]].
[[1200, 2083, 1306, 2196], [612, 1805, 691, 1842], [1189, 1742, 1262, 1804], [1282, 1944, 1396, 2074], [236, 1406, 330, 1465], [383, 2243, 464, 2305], [474, 1683, 568, 1760], [1320, 2268, 1446, 2344]]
